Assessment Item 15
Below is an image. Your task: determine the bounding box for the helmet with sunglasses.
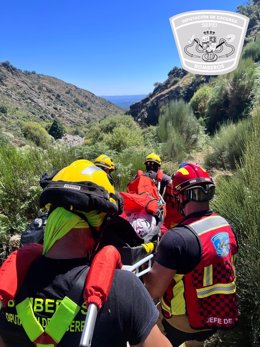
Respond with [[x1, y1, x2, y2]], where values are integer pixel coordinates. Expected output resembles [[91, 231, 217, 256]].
[[172, 163, 215, 202], [94, 154, 115, 172], [144, 153, 162, 166], [39, 159, 118, 214]]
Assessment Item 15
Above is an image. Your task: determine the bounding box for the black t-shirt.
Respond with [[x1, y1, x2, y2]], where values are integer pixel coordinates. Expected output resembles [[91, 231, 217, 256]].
[[155, 225, 202, 274], [0, 257, 158, 347]]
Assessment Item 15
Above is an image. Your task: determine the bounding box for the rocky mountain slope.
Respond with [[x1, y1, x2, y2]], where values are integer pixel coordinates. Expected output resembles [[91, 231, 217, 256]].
[[128, 67, 210, 125], [0, 61, 123, 132]]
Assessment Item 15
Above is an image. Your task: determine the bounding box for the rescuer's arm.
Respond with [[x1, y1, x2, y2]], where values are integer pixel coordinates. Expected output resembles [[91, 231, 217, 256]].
[[144, 261, 176, 299], [144, 227, 201, 299]]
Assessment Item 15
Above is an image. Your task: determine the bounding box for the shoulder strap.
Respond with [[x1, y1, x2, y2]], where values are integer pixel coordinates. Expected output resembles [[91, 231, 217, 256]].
[[16, 266, 89, 346]]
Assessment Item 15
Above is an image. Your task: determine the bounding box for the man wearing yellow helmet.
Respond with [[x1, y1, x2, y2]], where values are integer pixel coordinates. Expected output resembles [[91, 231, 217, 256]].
[[94, 154, 124, 215], [144, 153, 171, 197], [94, 154, 115, 174], [0, 159, 172, 347]]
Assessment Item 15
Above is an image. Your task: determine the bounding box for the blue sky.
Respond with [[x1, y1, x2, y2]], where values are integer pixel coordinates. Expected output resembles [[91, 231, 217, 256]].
[[0, 0, 247, 96]]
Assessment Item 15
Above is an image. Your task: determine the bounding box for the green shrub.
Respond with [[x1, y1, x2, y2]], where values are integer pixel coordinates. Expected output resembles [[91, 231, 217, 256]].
[[0, 143, 78, 243], [74, 143, 115, 163], [22, 122, 52, 149], [206, 59, 256, 134], [48, 119, 65, 140], [113, 147, 148, 191], [0, 145, 44, 241], [142, 126, 160, 148], [252, 65, 260, 107], [190, 84, 213, 119], [103, 125, 144, 152], [243, 35, 260, 62], [84, 115, 145, 153], [205, 119, 252, 170], [99, 115, 137, 134], [0, 105, 7, 114], [158, 100, 202, 162], [212, 108, 260, 346]]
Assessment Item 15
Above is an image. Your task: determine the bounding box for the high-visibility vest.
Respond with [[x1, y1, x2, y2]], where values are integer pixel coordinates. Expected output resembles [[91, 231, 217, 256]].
[[161, 213, 239, 329], [16, 266, 88, 346]]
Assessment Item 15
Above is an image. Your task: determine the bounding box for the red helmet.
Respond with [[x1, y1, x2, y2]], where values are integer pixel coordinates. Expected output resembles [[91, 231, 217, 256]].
[[172, 163, 215, 202]]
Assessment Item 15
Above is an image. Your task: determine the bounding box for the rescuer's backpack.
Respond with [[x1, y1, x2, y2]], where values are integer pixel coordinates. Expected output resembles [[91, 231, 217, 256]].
[[20, 214, 47, 246]]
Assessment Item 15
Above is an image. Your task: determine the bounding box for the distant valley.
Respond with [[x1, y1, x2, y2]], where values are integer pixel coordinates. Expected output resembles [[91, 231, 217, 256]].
[[101, 94, 147, 110]]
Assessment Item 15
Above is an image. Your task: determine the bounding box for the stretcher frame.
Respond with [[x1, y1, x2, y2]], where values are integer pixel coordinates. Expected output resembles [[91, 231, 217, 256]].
[[79, 253, 155, 347]]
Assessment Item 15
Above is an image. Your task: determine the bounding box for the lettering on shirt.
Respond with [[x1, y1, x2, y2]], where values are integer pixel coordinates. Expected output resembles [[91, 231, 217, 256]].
[[5, 297, 88, 332]]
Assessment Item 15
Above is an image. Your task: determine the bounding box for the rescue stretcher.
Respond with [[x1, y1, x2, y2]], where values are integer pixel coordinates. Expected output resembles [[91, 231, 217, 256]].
[[80, 246, 156, 347]]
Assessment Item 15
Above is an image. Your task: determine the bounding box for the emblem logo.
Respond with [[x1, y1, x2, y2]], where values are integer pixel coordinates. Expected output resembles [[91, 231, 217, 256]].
[[169, 10, 249, 75], [211, 232, 230, 257]]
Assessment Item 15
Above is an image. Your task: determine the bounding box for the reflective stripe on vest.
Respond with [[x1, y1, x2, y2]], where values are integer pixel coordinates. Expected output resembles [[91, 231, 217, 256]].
[[16, 296, 81, 346], [196, 281, 236, 298], [189, 215, 230, 236], [203, 265, 213, 287], [161, 274, 185, 315]]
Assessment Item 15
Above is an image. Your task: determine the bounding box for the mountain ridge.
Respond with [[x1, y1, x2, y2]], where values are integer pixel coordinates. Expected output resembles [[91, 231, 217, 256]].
[[0, 61, 123, 137]]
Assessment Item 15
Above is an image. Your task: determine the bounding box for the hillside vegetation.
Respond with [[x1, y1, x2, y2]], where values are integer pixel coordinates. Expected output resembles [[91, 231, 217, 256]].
[[0, 61, 123, 145]]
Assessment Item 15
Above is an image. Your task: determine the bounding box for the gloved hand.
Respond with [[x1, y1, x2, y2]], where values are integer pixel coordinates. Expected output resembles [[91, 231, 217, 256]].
[[115, 192, 124, 215]]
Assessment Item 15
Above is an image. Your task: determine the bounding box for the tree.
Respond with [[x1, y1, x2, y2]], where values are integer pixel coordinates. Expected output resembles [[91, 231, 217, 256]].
[[48, 119, 65, 140]]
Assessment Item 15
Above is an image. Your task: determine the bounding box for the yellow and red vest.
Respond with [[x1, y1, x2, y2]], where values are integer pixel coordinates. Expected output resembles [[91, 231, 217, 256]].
[[161, 213, 239, 329]]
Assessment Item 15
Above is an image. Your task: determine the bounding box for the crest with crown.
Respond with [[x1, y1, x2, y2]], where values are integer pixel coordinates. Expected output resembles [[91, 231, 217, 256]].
[[202, 30, 217, 44]]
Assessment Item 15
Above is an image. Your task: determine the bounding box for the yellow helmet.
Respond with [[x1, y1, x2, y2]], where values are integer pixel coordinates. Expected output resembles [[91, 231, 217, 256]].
[[144, 153, 162, 166], [39, 159, 118, 214], [94, 154, 115, 172]]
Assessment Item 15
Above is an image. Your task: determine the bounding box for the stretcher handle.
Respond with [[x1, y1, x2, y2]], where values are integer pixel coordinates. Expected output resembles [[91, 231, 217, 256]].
[[79, 303, 98, 347], [79, 246, 122, 347]]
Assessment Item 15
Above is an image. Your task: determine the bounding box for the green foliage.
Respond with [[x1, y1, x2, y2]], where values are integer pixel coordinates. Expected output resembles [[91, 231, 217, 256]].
[[242, 35, 260, 62], [85, 115, 144, 153], [205, 119, 252, 170], [142, 126, 160, 148], [0, 143, 78, 243], [113, 147, 148, 191], [99, 115, 136, 133], [48, 119, 65, 140], [0, 105, 7, 114], [237, 1, 260, 40], [0, 145, 44, 241], [190, 84, 213, 119], [158, 100, 202, 162], [103, 126, 144, 152], [206, 59, 256, 134], [180, 75, 210, 102], [212, 108, 260, 346], [74, 143, 115, 163], [22, 122, 52, 149], [252, 64, 260, 107]]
